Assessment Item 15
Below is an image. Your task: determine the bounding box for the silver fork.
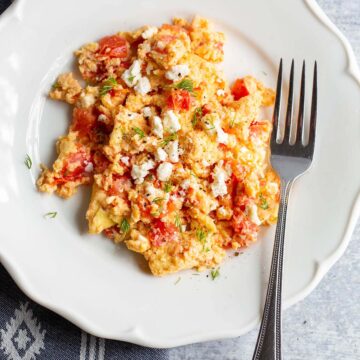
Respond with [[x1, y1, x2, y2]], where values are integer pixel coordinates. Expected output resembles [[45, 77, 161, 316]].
[[252, 59, 318, 360]]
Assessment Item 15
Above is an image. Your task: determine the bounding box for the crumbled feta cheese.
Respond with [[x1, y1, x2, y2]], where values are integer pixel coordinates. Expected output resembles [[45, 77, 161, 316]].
[[121, 60, 142, 87], [217, 89, 225, 96], [165, 140, 179, 162], [142, 26, 158, 39], [84, 162, 94, 173], [211, 163, 229, 198], [120, 156, 130, 166], [214, 118, 228, 144], [202, 159, 210, 167], [144, 183, 163, 201], [131, 160, 155, 184], [165, 64, 190, 81], [181, 225, 187, 232], [157, 162, 173, 181], [157, 41, 165, 50], [163, 110, 181, 132], [247, 203, 262, 225], [106, 196, 117, 204], [134, 76, 151, 95], [98, 114, 107, 122], [151, 116, 163, 138], [155, 147, 168, 161], [143, 106, 152, 118], [180, 179, 191, 190], [81, 94, 96, 108]]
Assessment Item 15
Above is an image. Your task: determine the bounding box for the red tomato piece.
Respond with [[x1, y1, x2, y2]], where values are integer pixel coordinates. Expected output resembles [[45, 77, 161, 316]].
[[167, 89, 191, 111], [108, 174, 131, 196], [149, 219, 178, 246], [232, 211, 258, 235], [98, 35, 129, 58], [72, 108, 97, 138], [231, 79, 250, 100], [104, 225, 121, 240]]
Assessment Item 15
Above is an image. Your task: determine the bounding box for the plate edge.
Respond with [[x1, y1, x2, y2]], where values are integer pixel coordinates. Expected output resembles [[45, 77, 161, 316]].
[[0, 0, 359, 348]]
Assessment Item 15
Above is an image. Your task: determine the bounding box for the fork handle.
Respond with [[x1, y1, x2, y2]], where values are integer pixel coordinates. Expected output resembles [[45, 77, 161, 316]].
[[252, 179, 292, 360]]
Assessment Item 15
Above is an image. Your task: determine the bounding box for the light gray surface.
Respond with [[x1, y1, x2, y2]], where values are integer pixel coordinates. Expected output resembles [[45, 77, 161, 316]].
[[169, 1, 360, 359]]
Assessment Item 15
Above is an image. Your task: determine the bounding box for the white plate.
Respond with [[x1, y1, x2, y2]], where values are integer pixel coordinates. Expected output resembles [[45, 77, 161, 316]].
[[0, 0, 359, 348]]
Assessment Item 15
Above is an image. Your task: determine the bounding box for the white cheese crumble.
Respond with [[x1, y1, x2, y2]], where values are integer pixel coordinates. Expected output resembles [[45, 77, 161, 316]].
[[98, 114, 107, 122], [155, 147, 168, 162], [157, 41, 165, 50], [214, 118, 228, 144], [121, 60, 142, 87], [151, 116, 164, 138], [180, 179, 191, 190], [157, 162, 173, 181], [165, 140, 179, 162], [134, 76, 151, 95], [131, 160, 155, 184], [80, 94, 96, 108], [247, 203, 262, 225], [163, 110, 181, 132], [142, 26, 158, 39], [165, 64, 190, 81], [143, 106, 152, 118], [211, 163, 229, 198], [120, 156, 130, 166], [84, 162, 94, 173], [216, 89, 225, 96]]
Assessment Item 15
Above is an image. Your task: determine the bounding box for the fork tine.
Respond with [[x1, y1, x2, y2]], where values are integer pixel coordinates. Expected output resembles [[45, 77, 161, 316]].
[[296, 61, 306, 144], [308, 61, 317, 152], [271, 59, 283, 146], [284, 59, 294, 143]]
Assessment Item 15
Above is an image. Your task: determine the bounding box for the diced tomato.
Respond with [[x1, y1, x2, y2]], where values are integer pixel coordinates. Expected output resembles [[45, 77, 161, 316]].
[[232, 211, 258, 235], [104, 225, 120, 240], [231, 79, 249, 100], [92, 151, 110, 173], [98, 35, 129, 58], [167, 89, 191, 111], [154, 34, 176, 53], [72, 108, 97, 138], [231, 161, 246, 182], [108, 174, 131, 196], [167, 200, 176, 213], [149, 219, 178, 246], [201, 104, 212, 115]]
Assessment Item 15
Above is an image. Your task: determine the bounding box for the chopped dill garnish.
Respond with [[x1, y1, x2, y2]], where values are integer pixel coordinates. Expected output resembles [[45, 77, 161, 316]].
[[119, 218, 130, 234], [191, 107, 203, 127], [100, 76, 117, 96], [174, 78, 194, 92], [24, 154, 32, 169], [44, 211, 57, 219], [210, 268, 220, 280], [133, 127, 145, 138]]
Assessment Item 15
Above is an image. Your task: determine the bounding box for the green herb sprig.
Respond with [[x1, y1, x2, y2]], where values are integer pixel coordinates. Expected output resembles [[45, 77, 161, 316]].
[[160, 133, 177, 147], [259, 193, 269, 210], [210, 268, 220, 280], [120, 218, 130, 234], [24, 154, 32, 169], [133, 127, 145, 138], [100, 77, 117, 96], [191, 107, 203, 128], [44, 211, 57, 219], [174, 78, 194, 93]]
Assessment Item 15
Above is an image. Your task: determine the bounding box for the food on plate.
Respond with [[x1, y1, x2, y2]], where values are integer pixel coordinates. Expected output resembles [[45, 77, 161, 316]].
[[37, 16, 280, 276]]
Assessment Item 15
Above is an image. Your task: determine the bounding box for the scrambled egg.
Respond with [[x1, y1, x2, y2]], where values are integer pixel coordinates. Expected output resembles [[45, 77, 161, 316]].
[[37, 16, 280, 276]]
